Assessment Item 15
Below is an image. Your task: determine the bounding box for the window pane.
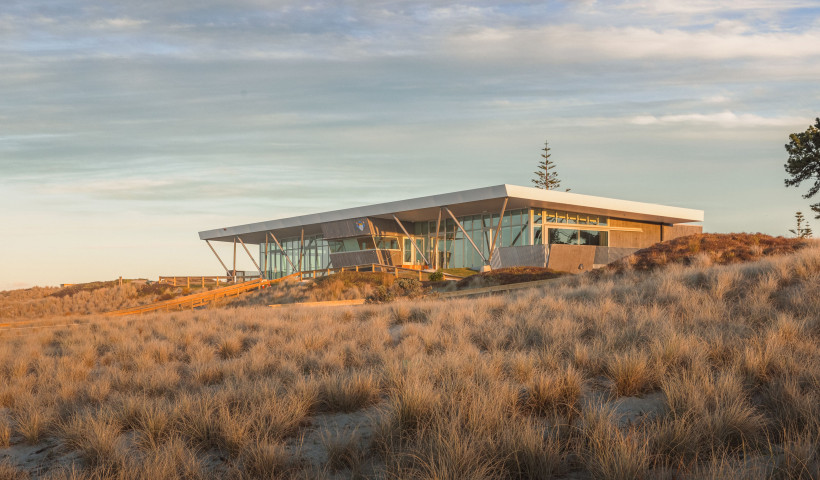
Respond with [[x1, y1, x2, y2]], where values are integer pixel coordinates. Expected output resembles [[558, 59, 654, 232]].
[[534, 226, 543, 245], [548, 228, 578, 245], [579, 229, 601, 246], [404, 238, 412, 262], [357, 237, 375, 250]]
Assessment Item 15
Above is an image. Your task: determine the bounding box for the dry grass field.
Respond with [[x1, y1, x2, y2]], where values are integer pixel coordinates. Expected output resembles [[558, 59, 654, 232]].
[[0, 239, 818, 479]]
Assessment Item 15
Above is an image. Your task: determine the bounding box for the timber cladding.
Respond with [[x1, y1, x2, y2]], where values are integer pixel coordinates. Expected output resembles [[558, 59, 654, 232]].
[[663, 224, 703, 241], [608, 218, 661, 249]]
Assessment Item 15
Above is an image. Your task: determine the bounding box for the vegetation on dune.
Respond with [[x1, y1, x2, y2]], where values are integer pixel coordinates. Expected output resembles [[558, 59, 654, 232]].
[[0, 280, 210, 320], [0, 241, 818, 478], [608, 233, 808, 273], [234, 272, 428, 306], [456, 266, 565, 289]]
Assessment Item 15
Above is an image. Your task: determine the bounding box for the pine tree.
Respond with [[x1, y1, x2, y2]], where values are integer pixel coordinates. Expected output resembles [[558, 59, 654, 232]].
[[789, 211, 813, 238], [532, 140, 567, 190]]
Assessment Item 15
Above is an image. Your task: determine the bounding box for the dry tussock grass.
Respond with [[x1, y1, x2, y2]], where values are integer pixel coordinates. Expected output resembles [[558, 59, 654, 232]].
[[0, 281, 208, 320], [0, 244, 818, 478]]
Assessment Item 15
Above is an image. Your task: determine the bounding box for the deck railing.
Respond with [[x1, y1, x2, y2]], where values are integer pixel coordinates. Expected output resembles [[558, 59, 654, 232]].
[[114, 265, 464, 317], [107, 274, 297, 316]]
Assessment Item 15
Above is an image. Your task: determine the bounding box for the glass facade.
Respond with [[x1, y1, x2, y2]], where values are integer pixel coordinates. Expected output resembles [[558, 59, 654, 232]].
[[533, 209, 609, 247], [260, 235, 330, 279], [415, 209, 530, 270], [260, 208, 609, 275]]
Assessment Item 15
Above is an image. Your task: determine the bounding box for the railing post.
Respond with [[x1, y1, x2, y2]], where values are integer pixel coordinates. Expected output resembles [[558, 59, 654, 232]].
[[419, 270, 422, 281], [187, 277, 190, 289], [395, 266, 398, 278]]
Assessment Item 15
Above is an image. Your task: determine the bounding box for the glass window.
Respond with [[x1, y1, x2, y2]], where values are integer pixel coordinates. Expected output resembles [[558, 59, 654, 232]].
[[512, 224, 527, 246], [578, 230, 599, 246], [357, 237, 375, 250], [534, 226, 543, 245], [376, 236, 399, 250], [414, 238, 425, 264], [533, 209, 542, 225], [548, 228, 578, 245], [403, 238, 412, 263]]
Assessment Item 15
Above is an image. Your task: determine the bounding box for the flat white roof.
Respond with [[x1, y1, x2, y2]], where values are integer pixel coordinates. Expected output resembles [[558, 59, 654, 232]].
[[199, 184, 704, 243]]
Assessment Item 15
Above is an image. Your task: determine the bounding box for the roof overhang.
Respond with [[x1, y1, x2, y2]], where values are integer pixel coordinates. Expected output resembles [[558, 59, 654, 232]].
[[199, 184, 704, 244]]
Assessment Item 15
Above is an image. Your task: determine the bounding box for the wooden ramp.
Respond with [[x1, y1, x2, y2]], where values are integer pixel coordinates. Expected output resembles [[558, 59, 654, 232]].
[[106, 274, 298, 316]]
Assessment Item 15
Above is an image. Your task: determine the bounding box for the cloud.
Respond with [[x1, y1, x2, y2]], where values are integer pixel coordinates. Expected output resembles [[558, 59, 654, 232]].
[[442, 24, 820, 63], [91, 17, 148, 30], [628, 111, 805, 127]]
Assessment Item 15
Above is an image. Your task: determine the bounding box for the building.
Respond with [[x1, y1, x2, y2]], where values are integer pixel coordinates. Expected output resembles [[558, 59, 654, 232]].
[[198, 184, 703, 278]]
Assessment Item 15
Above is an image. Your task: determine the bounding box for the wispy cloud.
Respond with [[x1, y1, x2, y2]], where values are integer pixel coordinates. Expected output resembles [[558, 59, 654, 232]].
[[1, 0, 819, 287], [629, 111, 805, 127]]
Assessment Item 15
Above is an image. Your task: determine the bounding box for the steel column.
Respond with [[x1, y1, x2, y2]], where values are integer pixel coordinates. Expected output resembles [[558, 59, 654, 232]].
[[488, 197, 509, 262], [444, 207, 487, 264], [238, 237, 264, 277], [269, 232, 297, 275], [392, 214, 429, 266], [205, 240, 230, 274], [434, 208, 442, 270]]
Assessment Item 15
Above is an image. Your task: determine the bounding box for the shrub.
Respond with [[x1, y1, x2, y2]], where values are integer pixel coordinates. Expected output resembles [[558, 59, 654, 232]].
[[428, 270, 445, 282]]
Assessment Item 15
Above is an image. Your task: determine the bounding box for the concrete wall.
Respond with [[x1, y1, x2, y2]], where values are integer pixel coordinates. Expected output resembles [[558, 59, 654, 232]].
[[546, 245, 597, 274], [491, 245, 548, 269], [593, 247, 639, 266]]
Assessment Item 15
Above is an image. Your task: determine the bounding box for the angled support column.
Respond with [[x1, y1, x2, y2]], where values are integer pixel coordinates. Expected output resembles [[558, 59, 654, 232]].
[[444, 207, 487, 264], [269, 232, 297, 274], [488, 197, 509, 262], [392, 214, 429, 266], [237, 237, 264, 278], [298, 229, 304, 278], [205, 240, 230, 275], [232, 238, 237, 282], [434, 208, 442, 270]]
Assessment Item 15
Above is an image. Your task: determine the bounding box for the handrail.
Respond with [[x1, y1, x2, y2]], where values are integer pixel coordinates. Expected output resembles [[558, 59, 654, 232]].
[[106, 274, 298, 316], [110, 265, 464, 317], [294, 264, 465, 281], [157, 275, 260, 287]]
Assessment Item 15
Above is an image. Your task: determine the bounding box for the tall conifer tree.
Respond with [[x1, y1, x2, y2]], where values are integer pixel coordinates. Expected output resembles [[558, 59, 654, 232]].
[[532, 140, 567, 190]]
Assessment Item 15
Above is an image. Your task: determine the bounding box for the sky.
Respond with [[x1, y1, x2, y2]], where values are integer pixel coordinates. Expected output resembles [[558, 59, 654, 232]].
[[2, 0, 820, 290]]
